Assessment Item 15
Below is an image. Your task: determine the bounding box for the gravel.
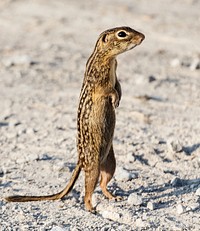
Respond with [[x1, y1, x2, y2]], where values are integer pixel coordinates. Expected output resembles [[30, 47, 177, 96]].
[[0, 0, 200, 230], [147, 201, 156, 211], [176, 204, 185, 215], [195, 187, 200, 196], [127, 193, 143, 206]]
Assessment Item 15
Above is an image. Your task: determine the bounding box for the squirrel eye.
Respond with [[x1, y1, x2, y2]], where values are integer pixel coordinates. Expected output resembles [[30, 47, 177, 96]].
[[117, 31, 127, 38]]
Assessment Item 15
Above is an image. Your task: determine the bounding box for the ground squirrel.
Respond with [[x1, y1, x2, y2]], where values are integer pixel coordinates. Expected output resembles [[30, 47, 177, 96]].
[[5, 26, 145, 212]]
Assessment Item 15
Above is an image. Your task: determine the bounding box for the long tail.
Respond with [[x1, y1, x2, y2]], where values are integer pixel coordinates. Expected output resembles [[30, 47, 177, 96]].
[[5, 163, 81, 202]]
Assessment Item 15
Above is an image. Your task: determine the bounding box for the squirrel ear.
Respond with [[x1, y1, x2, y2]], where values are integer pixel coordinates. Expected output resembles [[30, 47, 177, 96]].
[[102, 34, 108, 43]]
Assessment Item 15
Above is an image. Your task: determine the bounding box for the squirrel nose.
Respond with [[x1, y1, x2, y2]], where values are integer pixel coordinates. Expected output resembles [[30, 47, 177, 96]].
[[135, 33, 145, 44], [140, 33, 145, 41]]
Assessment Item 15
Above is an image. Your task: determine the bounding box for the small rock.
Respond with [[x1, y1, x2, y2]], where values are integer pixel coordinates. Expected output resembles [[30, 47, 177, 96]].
[[101, 210, 121, 221], [148, 75, 156, 82], [50, 226, 67, 231], [171, 177, 183, 187], [16, 157, 26, 164], [8, 119, 21, 127], [3, 55, 35, 67], [10, 151, 26, 163], [2, 59, 13, 67], [190, 58, 200, 70], [135, 218, 145, 228], [16, 211, 26, 221], [38, 153, 53, 161], [71, 227, 81, 231], [0, 168, 4, 177], [6, 131, 17, 139], [127, 193, 143, 206], [134, 74, 147, 85], [17, 128, 26, 136], [100, 225, 112, 231], [195, 187, 200, 196], [53, 162, 69, 172], [189, 203, 199, 211], [190, 184, 196, 190], [26, 128, 36, 135], [127, 152, 136, 162], [120, 210, 133, 224], [185, 206, 191, 212], [181, 57, 191, 68], [167, 139, 183, 153], [115, 167, 136, 181], [147, 201, 156, 210], [26, 152, 39, 162], [151, 136, 163, 144], [176, 204, 185, 214], [170, 58, 180, 67], [1, 204, 6, 213]]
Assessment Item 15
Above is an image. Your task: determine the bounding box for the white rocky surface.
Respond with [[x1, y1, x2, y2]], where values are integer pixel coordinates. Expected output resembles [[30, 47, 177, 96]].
[[0, 0, 200, 230], [127, 193, 143, 206]]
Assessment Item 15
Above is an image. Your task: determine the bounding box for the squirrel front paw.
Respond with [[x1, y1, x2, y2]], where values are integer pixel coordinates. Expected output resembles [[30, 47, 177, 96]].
[[109, 90, 119, 108]]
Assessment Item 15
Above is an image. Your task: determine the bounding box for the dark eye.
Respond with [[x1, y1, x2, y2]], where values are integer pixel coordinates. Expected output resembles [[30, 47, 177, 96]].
[[117, 31, 127, 38]]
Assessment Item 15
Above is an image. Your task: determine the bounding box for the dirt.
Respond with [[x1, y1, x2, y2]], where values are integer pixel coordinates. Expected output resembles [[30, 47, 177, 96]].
[[0, 0, 200, 230]]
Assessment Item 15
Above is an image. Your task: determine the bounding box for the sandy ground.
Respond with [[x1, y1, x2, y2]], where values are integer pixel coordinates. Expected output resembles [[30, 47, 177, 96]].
[[0, 0, 200, 230]]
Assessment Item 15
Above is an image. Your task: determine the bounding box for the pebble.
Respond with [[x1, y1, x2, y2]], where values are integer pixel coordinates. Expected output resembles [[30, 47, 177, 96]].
[[52, 162, 69, 172], [148, 75, 156, 82], [100, 226, 112, 231], [127, 152, 136, 162], [12, 153, 26, 164], [0, 168, 4, 177], [176, 204, 185, 214], [134, 74, 148, 85], [147, 201, 156, 210], [195, 187, 200, 196], [127, 193, 143, 206], [171, 177, 183, 187], [26, 128, 36, 135], [181, 57, 191, 68], [101, 210, 121, 221], [151, 136, 164, 145], [17, 128, 26, 136], [135, 218, 145, 228], [120, 210, 134, 224], [26, 152, 39, 162], [170, 58, 180, 67], [3, 55, 35, 67], [71, 227, 81, 231], [189, 203, 199, 211], [176, 56, 200, 70], [50, 226, 67, 231], [38, 153, 53, 161], [8, 118, 21, 127], [167, 139, 183, 153], [190, 184, 196, 190], [115, 167, 137, 181], [5, 131, 17, 139], [190, 58, 200, 70]]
